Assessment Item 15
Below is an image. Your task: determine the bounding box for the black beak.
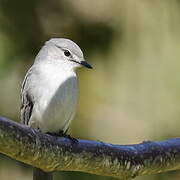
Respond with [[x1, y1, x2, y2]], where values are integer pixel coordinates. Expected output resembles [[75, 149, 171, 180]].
[[80, 61, 93, 69]]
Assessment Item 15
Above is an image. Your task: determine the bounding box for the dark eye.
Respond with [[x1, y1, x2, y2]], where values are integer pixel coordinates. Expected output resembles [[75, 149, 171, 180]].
[[64, 50, 71, 57]]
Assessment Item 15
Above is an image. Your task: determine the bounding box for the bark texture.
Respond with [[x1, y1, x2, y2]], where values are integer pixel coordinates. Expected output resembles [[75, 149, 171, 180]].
[[0, 115, 180, 179]]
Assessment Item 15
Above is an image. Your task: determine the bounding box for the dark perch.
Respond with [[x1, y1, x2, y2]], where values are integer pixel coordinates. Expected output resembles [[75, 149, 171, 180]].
[[33, 168, 53, 180], [0, 115, 180, 179]]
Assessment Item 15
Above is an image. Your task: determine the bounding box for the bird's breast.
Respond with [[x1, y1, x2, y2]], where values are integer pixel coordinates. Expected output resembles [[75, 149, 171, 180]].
[[31, 63, 79, 133]]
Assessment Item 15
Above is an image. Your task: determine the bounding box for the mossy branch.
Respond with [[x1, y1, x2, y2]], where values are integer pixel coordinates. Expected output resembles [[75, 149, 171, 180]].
[[0, 115, 180, 179]]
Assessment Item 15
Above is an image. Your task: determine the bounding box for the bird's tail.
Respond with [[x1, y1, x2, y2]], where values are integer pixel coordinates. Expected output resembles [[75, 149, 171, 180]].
[[33, 167, 53, 180]]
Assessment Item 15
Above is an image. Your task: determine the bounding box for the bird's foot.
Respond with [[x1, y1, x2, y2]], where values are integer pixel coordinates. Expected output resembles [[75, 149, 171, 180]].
[[47, 132, 60, 136], [59, 131, 78, 143], [65, 134, 78, 143], [47, 131, 78, 143]]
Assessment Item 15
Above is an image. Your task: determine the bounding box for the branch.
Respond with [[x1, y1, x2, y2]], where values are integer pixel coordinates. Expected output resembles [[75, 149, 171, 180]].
[[0, 115, 180, 179]]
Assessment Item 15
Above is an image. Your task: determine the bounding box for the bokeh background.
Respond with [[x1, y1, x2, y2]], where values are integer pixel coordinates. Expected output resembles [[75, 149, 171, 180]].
[[0, 0, 180, 179]]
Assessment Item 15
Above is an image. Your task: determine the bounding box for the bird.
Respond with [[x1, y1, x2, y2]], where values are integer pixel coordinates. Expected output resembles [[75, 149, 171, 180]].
[[20, 38, 92, 136]]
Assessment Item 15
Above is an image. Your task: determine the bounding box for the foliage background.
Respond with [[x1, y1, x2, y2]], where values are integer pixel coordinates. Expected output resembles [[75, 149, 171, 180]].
[[0, 0, 180, 179]]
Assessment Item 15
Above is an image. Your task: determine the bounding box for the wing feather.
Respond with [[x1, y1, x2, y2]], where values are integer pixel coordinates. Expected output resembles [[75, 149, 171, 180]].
[[20, 68, 34, 125]]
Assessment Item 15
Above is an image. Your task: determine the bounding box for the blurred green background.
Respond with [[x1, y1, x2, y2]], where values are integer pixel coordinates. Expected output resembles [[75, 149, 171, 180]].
[[0, 0, 180, 179]]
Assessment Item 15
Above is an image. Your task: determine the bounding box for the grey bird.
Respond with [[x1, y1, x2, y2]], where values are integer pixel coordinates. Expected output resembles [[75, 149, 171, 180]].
[[20, 38, 92, 135]]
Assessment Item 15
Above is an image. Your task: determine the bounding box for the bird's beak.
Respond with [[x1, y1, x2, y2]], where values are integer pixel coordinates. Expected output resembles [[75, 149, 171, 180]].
[[80, 60, 93, 69]]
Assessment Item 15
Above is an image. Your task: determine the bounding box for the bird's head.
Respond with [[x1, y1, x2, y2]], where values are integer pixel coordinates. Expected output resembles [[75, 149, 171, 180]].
[[37, 38, 92, 70]]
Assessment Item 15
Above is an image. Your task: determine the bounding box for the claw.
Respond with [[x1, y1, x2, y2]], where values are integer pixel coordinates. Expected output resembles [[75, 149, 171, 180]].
[[66, 134, 78, 143]]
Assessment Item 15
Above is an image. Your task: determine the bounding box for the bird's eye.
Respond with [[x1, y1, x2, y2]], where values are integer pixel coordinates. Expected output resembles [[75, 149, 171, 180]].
[[64, 50, 71, 57]]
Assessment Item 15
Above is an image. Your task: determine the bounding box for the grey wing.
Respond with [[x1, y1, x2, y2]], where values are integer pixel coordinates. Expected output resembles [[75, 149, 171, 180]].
[[20, 68, 34, 125]]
